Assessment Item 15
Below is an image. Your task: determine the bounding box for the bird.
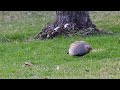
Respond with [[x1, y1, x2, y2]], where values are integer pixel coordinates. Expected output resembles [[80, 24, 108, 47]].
[[68, 41, 92, 56]]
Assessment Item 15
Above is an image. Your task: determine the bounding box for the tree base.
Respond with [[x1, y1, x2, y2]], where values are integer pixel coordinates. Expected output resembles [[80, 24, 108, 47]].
[[34, 23, 113, 40]]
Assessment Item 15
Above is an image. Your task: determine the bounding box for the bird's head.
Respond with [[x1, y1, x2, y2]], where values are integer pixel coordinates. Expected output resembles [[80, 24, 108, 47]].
[[85, 45, 92, 53]]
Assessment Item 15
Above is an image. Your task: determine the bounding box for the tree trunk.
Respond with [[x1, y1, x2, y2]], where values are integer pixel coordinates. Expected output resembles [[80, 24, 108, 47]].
[[34, 11, 111, 39], [54, 11, 94, 28]]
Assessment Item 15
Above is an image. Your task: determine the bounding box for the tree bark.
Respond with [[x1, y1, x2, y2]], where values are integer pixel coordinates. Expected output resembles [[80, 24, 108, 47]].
[[34, 11, 111, 39], [54, 11, 94, 28]]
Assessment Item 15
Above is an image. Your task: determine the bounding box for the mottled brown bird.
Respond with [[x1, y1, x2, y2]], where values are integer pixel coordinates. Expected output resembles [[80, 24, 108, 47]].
[[68, 41, 92, 56]]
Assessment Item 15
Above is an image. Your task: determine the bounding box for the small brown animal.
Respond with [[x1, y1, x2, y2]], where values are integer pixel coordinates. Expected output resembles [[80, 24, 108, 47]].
[[68, 41, 92, 56]]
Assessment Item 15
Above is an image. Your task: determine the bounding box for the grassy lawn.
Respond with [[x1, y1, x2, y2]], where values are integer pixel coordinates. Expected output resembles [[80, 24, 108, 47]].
[[0, 11, 120, 79]]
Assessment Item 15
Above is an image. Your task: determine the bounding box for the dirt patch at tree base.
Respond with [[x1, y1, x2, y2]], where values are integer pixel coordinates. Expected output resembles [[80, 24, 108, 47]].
[[34, 23, 113, 40]]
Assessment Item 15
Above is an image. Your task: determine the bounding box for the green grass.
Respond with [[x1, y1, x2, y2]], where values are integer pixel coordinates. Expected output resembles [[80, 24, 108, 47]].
[[0, 11, 120, 79]]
